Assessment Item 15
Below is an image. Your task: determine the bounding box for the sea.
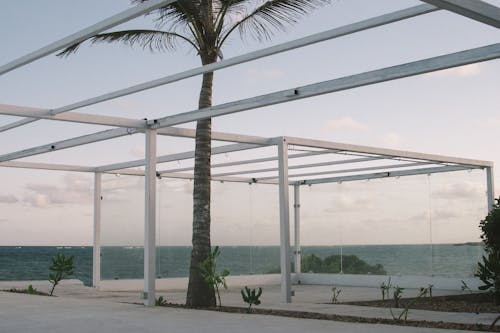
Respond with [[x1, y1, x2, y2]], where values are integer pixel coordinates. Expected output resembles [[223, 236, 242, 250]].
[[0, 244, 483, 287]]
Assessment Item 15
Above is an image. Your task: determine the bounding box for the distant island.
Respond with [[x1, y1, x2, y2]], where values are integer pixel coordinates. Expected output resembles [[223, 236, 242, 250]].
[[266, 254, 386, 275], [452, 242, 482, 246]]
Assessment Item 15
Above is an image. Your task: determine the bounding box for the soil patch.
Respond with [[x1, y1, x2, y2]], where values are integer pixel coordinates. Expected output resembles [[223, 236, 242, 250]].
[[342, 293, 500, 314], [4, 287, 50, 296], [156, 300, 500, 332]]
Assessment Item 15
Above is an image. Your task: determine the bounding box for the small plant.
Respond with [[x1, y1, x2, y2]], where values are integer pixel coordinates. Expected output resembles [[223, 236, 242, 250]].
[[27, 284, 37, 295], [461, 280, 473, 293], [419, 284, 434, 302], [380, 277, 392, 301], [393, 285, 404, 308], [330, 286, 341, 304], [476, 251, 500, 304], [155, 295, 168, 306], [390, 286, 429, 322], [199, 246, 230, 307], [241, 286, 262, 312], [48, 253, 74, 296]]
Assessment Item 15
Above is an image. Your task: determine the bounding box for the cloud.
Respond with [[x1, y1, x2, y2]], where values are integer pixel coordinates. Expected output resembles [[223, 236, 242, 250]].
[[324, 194, 375, 212], [22, 174, 92, 208], [129, 144, 145, 158], [432, 209, 459, 220], [433, 182, 483, 200], [326, 117, 368, 132], [381, 132, 402, 148], [0, 194, 18, 203], [431, 63, 482, 77]]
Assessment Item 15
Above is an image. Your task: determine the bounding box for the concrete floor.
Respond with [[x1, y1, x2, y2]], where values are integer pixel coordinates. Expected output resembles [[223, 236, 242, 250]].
[[1, 280, 499, 333]]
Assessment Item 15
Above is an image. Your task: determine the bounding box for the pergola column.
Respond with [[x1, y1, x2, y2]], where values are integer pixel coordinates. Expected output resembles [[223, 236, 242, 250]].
[[92, 172, 102, 288], [487, 167, 495, 211], [277, 137, 292, 303], [294, 184, 301, 274], [144, 129, 157, 306]]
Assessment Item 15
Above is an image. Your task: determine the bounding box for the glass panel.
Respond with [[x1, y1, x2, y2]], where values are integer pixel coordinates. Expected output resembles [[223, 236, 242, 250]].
[[429, 169, 487, 277], [100, 174, 144, 281]]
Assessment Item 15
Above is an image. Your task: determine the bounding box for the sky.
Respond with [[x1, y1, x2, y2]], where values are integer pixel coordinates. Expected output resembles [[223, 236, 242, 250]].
[[0, 0, 499, 246]]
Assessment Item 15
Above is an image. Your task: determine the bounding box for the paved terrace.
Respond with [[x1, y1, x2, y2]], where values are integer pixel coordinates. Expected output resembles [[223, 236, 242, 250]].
[[1, 280, 499, 332]]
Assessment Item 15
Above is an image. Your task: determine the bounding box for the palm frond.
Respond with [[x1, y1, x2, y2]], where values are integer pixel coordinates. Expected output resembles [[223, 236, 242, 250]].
[[221, 0, 331, 44], [56, 30, 198, 57]]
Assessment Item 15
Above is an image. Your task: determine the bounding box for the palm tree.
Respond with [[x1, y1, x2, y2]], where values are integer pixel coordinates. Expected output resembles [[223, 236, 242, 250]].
[[58, 0, 330, 306]]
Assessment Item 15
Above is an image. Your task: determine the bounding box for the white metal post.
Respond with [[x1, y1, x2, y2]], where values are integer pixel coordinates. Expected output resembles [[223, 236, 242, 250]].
[[487, 167, 495, 212], [277, 138, 292, 303], [144, 129, 157, 306], [92, 172, 102, 288], [293, 184, 301, 274]]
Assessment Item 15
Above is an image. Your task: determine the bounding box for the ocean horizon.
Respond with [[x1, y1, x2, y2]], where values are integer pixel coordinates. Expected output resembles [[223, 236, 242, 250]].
[[0, 243, 484, 287]]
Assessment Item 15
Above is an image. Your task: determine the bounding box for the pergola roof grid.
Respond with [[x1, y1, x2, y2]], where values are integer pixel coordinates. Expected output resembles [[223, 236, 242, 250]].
[[1, 0, 498, 307], [0, 1, 495, 183]]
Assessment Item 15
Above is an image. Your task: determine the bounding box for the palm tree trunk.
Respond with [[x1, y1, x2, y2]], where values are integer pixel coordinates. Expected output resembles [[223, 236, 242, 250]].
[[186, 52, 217, 307]]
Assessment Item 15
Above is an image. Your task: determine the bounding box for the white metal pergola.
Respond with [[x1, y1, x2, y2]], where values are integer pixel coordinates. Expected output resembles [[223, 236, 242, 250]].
[[0, 0, 498, 306]]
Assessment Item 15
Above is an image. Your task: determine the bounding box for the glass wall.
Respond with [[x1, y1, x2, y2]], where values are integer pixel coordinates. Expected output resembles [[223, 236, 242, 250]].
[[299, 169, 487, 278], [99, 168, 487, 281], [100, 174, 144, 280]]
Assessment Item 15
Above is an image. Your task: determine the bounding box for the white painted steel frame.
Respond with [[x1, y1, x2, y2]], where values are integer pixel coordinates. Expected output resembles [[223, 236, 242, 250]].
[[0, 4, 437, 133], [277, 138, 292, 303], [298, 165, 474, 186], [421, 0, 500, 28], [487, 167, 496, 212], [211, 156, 382, 178], [158, 150, 336, 174], [284, 137, 493, 168], [144, 130, 157, 306], [0, 0, 176, 76], [1, 44, 498, 137], [0, 1, 497, 306], [93, 173, 102, 288], [293, 184, 301, 274], [152, 43, 500, 130], [258, 161, 432, 181]]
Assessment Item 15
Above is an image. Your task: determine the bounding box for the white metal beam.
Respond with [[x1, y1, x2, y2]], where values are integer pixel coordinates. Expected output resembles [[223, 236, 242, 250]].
[[153, 43, 500, 130], [298, 165, 474, 185], [0, 104, 146, 129], [144, 129, 157, 307], [93, 172, 102, 288], [0, 4, 437, 133], [158, 127, 272, 145], [421, 0, 500, 28], [158, 172, 279, 185], [277, 138, 292, 303], [211, 156, 381, 177], [96, 143, 264, 172], [487, 167, 496, 212], [0, 127, 139, 162], [285, 136, 493, 168], [0, 0, 175, 76], [0, 123, 272, 163], [159, 150, 335, 174], [0, 160, 95, 173], [293, 184, 301, 274], [260, 162, 433, 181]]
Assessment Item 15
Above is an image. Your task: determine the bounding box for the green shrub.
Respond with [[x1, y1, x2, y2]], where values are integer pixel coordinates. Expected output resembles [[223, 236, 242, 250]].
[[476, 197, 500, 304], [241, 286, 262, 312], [199, 246, 230, 307], [48, 253, 74, 296]]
